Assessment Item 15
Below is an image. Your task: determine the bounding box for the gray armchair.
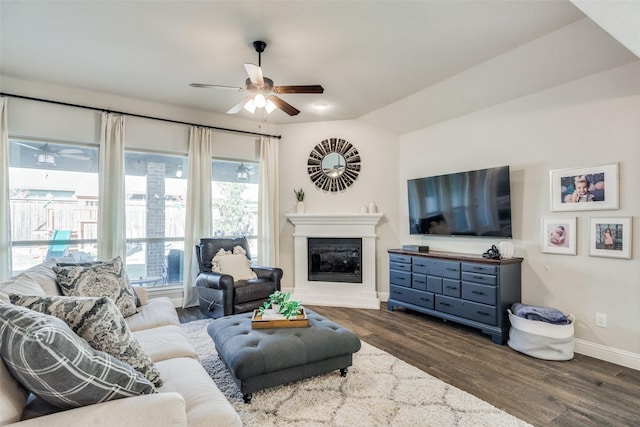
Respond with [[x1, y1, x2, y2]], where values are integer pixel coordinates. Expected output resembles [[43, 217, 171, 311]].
[[194, 236, 283, 318]]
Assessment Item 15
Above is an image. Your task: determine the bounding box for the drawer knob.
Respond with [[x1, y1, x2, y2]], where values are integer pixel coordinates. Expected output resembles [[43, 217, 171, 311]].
[[477, 311, 490, 316], [446, 268, 457, 272], [439, 302, 451, 307], [472, 291, 485, 295]]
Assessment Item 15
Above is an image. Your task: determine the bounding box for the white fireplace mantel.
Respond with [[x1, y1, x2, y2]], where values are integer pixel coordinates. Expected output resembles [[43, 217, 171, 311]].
[[286, 212, 383, 309]]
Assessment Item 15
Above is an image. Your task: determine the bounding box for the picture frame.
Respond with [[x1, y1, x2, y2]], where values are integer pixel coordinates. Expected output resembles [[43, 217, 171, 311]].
[[541, 217, 577, 255], [549, 163, 618, 212], [589, 217, 632, 259]]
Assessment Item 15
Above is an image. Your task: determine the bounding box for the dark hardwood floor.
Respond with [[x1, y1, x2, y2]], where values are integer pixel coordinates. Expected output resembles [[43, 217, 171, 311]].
[[176, 304, 640, 426]]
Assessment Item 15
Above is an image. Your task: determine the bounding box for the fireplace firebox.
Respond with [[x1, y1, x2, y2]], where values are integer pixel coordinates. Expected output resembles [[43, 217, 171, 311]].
[[307, 238, 362, 283]]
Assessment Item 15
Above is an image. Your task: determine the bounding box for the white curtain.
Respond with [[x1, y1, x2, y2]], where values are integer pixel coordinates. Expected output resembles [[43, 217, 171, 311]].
[[97, 113, 126, 261], [182, 126, 213, 307], [0, 98, 11, 280], [258, 136, 279, 266]]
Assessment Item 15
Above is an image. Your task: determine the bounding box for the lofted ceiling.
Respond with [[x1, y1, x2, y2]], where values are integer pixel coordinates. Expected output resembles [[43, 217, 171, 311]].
[[0, 1, 637, 134]]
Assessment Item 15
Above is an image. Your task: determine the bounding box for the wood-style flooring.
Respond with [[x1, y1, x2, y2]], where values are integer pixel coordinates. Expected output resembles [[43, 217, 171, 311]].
[[176, 304, 640, 426]]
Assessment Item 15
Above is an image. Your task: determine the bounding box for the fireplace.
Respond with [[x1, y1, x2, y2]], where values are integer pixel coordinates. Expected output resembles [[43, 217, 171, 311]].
[[286, 213, 383, 309], [308, 238, 362, 283]]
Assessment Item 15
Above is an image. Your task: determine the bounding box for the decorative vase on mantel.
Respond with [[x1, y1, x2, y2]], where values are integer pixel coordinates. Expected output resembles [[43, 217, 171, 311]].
[[297, 201, 305, 214]]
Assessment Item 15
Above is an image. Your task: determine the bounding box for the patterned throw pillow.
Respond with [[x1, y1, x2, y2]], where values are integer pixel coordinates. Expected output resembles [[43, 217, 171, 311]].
[[0, 303, 155, 410], [9, 294, 162, 387], [54, 257, 137, 317], [211, 246, 257, 281]]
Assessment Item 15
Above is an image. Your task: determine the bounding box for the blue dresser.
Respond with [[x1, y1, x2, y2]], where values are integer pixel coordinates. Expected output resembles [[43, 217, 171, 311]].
[[388, 249, 522, 344]]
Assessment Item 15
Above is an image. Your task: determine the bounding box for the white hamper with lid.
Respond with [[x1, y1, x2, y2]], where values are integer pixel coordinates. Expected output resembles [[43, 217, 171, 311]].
[[507, 310, 575, 361]]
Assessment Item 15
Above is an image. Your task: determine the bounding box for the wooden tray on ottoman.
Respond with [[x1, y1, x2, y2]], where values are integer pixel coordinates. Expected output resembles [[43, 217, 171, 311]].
[[251, 308, 309, 329]]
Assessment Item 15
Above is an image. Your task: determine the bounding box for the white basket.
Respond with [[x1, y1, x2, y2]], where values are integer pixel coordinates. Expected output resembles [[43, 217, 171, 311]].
[[507, 310, 575, 361]]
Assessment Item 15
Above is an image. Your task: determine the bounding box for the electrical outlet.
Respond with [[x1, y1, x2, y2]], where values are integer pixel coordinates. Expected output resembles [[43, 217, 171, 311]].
[[595, 312, 607, 328]]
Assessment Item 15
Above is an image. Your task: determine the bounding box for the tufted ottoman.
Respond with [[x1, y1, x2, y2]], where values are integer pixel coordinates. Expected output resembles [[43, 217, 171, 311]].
[[207, 308, 361, 403]]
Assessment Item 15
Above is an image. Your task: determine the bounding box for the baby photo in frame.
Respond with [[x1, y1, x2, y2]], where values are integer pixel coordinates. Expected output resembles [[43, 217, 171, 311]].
[[550, 163, 618, 212], [541, 217, 576, 255], [589, 217, 632, 259]]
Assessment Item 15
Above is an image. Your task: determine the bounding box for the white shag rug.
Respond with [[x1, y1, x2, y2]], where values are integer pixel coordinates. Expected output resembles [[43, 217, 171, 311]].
[[181, 319, 531, 427]]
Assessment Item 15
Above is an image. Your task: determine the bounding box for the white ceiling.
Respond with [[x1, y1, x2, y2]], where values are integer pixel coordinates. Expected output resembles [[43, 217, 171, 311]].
[[0, 1, 637, 133]]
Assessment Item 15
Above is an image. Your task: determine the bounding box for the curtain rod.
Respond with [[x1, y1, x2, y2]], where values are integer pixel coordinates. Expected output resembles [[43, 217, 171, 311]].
[[0, 92, 282, 140]]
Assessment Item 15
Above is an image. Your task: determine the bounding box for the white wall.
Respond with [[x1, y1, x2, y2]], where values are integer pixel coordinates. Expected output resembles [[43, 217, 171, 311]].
[[398, 61, 640, 368], [277, 120, 400, 297]]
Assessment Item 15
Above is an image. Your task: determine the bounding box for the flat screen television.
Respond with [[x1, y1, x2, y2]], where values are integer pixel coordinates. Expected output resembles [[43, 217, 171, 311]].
[[407, 165, 512, 238]]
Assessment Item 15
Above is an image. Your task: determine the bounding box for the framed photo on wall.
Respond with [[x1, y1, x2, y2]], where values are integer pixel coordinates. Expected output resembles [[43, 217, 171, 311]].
[[541, 217, 577, 255], [550, 163, 619, 211], [589, 217, 632, 259]]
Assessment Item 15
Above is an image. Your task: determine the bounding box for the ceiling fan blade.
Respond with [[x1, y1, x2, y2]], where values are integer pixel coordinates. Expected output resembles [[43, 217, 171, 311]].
[[14, 141, 40, 150], [244, 63, 264, 87], [226, 97, 251, 114], [190, 83, 244, 90], [268, 96, 300, 116], [58, 148, 84, 154], [273, 85, 324, 94], [61, 154, 91, 161]]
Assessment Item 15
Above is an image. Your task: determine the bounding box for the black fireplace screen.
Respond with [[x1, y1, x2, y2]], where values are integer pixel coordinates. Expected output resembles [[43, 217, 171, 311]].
[[308, 238, 362, 283]]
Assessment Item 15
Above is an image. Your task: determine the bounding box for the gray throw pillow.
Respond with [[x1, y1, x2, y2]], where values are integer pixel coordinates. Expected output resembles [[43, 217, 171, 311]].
[[9, 294, 162, 387], [54, 256, 137, 317], [0, 303, 155, 410]]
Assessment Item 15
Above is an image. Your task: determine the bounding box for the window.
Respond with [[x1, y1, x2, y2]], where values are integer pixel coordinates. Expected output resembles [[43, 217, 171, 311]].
[[8, 140, 257, 283], [8, 139, 99, 274], [124, 151, 187, 286], [212, 160, 259, 261]]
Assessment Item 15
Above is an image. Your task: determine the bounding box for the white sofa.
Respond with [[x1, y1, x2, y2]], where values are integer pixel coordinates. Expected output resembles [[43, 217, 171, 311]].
[[0, 262, 242, 427]]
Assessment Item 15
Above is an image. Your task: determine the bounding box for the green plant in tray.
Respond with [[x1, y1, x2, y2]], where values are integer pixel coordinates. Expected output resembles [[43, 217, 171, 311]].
[[258, 291, 303, 319]]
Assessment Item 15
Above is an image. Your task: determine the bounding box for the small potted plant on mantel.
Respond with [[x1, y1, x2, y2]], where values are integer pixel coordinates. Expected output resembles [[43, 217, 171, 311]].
[[294, 188, 305, 214]]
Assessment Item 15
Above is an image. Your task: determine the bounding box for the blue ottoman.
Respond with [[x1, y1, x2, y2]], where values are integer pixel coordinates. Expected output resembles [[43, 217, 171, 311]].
[[207, 308, 361, 403]]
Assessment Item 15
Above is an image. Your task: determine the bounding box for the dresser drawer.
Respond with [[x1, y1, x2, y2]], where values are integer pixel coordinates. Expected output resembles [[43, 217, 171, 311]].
[[412, 273, 427, 291], [390, 261, 412, 273], [390, 270, 411, 288], [390, 254, 412, 264], [435, 295, 497, 326], [462, 282, 497, 305], [461, 271, 497, 286], [458, 300, 497, 325], [462, 263, 497, 275], [390, 286, 434, 309], [431, 260, 461, 279], [412, 257, 432, 275], [443, 279, 461, 298], [434, 295, 463, 315], [427, 276, 442, 294]]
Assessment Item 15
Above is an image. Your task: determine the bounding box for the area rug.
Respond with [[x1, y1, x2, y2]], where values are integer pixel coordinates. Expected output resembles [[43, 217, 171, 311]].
[[182, 319, 531, 427]]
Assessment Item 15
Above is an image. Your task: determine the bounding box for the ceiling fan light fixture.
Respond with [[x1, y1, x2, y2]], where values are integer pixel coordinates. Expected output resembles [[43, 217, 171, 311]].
[[37, 153, 56, 166], [244, 99, 256, 113], [236, 163, 250, 181], [265, 99, 277, 114], [254, 93, 266, 108]]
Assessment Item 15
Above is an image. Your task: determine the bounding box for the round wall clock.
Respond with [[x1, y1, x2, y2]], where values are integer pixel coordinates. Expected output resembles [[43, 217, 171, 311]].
[[307, 138, 360, 192]]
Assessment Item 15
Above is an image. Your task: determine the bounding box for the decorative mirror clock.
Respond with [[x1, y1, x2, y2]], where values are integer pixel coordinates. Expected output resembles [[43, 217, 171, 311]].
[[307, 138, 360, 192]]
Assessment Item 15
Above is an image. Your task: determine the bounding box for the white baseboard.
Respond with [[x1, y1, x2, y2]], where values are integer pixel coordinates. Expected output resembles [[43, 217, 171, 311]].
[[574, 339, 640, 371]]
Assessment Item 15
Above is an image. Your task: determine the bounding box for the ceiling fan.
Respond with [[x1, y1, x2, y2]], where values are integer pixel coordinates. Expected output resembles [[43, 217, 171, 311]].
[[190, 41, 324, 116], [14, 142, 91, 166]]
